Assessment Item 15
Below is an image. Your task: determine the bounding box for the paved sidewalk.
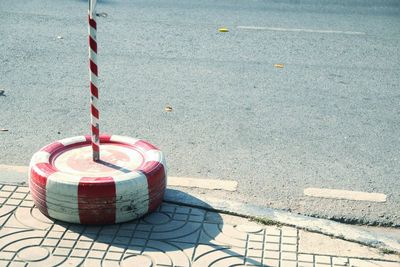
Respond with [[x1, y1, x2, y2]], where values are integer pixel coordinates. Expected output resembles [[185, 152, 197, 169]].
[[0, 184, 399, 266]]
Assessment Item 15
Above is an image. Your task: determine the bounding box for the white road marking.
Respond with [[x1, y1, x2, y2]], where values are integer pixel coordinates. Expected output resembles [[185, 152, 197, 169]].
[[0, 164, 28, 173], [304, 188, 387, 202], [0, 164, 238, 192], [168, 176, 238, 191], [237, 26, 366, 35]]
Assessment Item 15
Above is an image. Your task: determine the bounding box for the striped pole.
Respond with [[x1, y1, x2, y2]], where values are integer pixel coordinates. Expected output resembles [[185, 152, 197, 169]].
[[88, 0, 100, 161]]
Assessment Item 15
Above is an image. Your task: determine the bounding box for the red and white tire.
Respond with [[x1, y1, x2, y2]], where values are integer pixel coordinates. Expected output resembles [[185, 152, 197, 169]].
[[29, 135, 167, 224]]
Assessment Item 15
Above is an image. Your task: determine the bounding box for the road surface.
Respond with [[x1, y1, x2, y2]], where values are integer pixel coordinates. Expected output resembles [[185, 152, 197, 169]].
[[0, 0, 399, 226]]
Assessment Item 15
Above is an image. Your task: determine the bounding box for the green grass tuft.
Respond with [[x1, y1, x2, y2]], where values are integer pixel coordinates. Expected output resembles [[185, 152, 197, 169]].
[[379, 248, 400, 256], [250, 217, 282, 226]]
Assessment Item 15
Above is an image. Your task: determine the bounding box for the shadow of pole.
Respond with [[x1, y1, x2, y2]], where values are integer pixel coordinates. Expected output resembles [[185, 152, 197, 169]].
[[57, 191, 265, 266], [97, 159, 132, 173], [0, 184, 266, 266]]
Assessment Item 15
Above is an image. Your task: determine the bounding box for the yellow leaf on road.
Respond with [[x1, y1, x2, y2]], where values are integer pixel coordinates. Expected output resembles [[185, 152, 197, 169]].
[[274, 63, 284, 68]]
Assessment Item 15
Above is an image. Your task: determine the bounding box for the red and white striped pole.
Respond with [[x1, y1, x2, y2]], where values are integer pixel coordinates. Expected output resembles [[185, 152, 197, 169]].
[[88, 0, 100, 161]]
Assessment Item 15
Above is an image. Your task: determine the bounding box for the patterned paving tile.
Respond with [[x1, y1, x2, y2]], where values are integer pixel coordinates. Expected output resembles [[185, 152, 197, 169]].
[[0, 184, 398, 266]]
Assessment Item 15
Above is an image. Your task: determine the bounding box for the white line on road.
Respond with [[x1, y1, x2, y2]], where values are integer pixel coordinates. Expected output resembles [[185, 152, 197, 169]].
[[237, 26, 366, 35], [168, 176, 238, 191], [0, 164, 28, 173], [304, 188, 387, 202], [0, 164, 238, 192]]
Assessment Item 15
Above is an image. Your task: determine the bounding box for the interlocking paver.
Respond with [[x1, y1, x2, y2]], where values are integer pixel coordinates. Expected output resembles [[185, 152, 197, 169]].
[[281, 260, 298, 267], [63, 231, 81, 240], [247, 248, 263, 258], [42, 238, 60, 247], [263, 258, 280, 267], [265, 242, 280, 251], [281, 251, 297, 260], [59, 239, 76, 248], [53, 247, 71, 256], [265, 227, 281, 236], [0, 184, 399, 267], [10, 193, 26, 200], [236, 224, 263, 233], [47, 231, 64, 239], [70, 249, 89, 258], [15, 187, 29, 193], [249, 234, 264, 242], [263, 250, 280, 259], [112, 236, 130, 245], [8, 261, 25, 267], [108, 246, 125, 253], [282, 236, 298, 244], [332, 256, 349, 266], [316, 255, 332, 264], [281, 243, 297, 252], [265, 235, 281, 243], [19, 201, 34, 208], [101, 260, 120, 267], [5, 199, 22, 206], [281, 226, 298, 237], [1, 186, 16, 192], [120, 254, 152, 267], [0, 251, 14, 260], [73, 238, 89, 247], [298, 253, 314, 262], [105, 251, 123, 261], [87, 249, 105, 259], [91, 242, 109, 251], [17, 246, 50, 261], [0, 191, 12, 198], [221, 224, 248, 240]]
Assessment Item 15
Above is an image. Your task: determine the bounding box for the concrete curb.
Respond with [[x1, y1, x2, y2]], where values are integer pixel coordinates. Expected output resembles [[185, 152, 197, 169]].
[[1, 178, 399, 253], [165, 189, 400, 253]]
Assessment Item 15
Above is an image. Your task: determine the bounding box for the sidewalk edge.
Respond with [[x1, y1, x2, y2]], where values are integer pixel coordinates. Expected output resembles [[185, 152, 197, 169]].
[[164, 189, 400, 253], [2, 181, 399, 253]]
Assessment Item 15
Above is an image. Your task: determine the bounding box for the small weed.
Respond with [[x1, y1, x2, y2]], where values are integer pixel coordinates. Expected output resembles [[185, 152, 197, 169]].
[[380, 248, 400, 256], [250, 217, 281, 226]]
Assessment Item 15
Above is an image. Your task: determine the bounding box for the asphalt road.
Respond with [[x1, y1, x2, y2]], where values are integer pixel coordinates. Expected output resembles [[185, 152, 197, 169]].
[[1, 0, 399, 226]]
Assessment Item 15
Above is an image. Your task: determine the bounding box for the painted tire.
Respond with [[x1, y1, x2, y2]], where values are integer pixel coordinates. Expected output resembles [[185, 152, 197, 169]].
[[29, 135, 167, 224]]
